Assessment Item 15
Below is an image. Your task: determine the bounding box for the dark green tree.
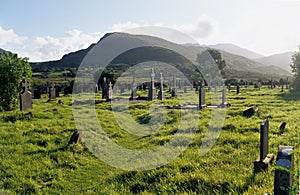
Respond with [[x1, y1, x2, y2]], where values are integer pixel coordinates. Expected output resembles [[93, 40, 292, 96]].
[[0, 52, 32, 111], [290, 46, 300, 91]]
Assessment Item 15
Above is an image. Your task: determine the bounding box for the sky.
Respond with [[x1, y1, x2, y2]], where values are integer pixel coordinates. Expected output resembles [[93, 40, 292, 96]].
[[1, 0, 300, 62]]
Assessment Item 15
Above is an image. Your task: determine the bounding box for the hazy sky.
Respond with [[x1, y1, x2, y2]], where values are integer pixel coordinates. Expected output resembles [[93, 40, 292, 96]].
[[1, 0, 300, 61]]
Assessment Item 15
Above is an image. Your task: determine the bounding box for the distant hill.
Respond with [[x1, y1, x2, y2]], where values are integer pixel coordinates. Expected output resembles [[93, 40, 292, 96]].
[[207, 43, 264, 59], [31, 33, 290, 79], [0, 48, 6, 53], [254, 51, 294, 73]]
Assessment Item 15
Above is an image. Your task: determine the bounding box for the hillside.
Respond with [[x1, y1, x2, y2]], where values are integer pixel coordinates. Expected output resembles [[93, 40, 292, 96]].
[[254, 52, 294, 73], [207, 43, 264, 59], [30, 33, 290, 78]]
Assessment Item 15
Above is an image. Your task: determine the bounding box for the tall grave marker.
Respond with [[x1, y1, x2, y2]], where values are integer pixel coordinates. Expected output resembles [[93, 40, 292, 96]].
[[20, 78, 32, 111]]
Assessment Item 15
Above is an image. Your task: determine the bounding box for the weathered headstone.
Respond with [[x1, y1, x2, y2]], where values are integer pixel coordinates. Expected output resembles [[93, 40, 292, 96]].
[[158, 73, 165, 100], [49, 83, 56, 100], [274, 146, 294, 195], [33, 87, 41, 99], [183, 86, 187, 93], [254, 119, 274, 171], [130, 77, 138, 100], [279, 122, 286, 135], [199, 81, 206, 109], [148, 68, 156, 100], [242, 106, 258, 118], [102, 77, 108, 99], [286, 77, 289, 89], [221, 86, 230, 107], [171, 75, 177, 97], [236, 84, 240, 94], [107, 82, 113, 101], [20, 78, 32, 111]]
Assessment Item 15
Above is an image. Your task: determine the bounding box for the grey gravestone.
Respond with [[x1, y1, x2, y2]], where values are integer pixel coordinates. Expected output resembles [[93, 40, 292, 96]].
[[279, 122, 286, 135], [158, 73, 165, 100], [102, 77, 108, 99], [33, 87, 41, 99], [171, 75, 177, 97], [199, 81, 206, 109], [286, 77, 289, 89], [148, 68, 156, 101], [183, 86, 187, 93], [274, 146, 294, 195], [242, 106, 258, 118], [49, 83, 56, 100], [254, 119, 274, 171], [130, 77, 138, 100], [107, 82, 113, 101], [20, 78, 32, 111], [236, 85, 240, 94], [221, 86, 230, 107]]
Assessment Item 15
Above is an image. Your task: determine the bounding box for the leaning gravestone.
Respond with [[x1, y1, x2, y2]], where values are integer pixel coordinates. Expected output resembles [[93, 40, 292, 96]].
[[242, 106, 258, 118], [254, 119, 274, 171], [20, 78, 32, 111], [274, 146, 294, 195], [279, 122, 286, 135], [49, 83, 56, 100]]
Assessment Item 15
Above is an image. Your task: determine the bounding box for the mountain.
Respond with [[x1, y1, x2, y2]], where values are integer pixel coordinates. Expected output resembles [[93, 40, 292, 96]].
[[0, 48, 6, 53], [208, 43, 264, 59], [254, 51, 294, 72], [31, 33, 290, 79]]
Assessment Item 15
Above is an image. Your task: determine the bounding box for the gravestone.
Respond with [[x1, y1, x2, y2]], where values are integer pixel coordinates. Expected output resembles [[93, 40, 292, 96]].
[[236, 85, 240, 94], [199, 81, 206, 109], [107, 82, 113, 101], [286, 77, 289, 89], [66, 130, 83, 147], [158, 73, 165, 100], [242, 106, 258, 118], [102, 77, 108, 99], [274, 146, 294, 195], [254, 119, 274, 171], [221, 86, 230, 107], [55, 87, 60, 97], [148, 68, 156, 100], [49, 83, 56, 100], [171, 75, 177, 97], [279, 122, 286, 135], [33, 87, 41, 99], [130, 77, 138, 100], [20, 78, 32, 111]]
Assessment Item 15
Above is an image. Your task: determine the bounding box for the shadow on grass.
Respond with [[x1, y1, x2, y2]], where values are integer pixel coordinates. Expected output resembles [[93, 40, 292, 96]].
[[277, 90, 300, 101]]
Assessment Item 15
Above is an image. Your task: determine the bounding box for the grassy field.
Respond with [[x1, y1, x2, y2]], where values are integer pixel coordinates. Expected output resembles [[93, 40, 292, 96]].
[[0, 86, 299, 194]]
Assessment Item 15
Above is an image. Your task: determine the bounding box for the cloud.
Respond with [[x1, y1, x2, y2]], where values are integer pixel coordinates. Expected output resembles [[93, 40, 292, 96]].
[[173, 15, 218, 40], [109, 21, 141, 32], [0, 26, 27, 46], [28, 30, 103, 61]]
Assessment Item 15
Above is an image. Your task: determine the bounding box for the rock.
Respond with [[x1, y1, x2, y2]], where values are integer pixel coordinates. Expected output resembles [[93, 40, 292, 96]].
[[67, 130, 83, 146]]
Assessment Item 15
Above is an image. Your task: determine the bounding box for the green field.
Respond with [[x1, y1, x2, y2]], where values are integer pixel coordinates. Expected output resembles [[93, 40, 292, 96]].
[[0, 86, 299, 194]]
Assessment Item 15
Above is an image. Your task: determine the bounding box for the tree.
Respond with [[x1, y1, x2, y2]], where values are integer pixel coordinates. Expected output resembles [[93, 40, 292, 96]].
[[196, 49, 226, 85], [290, 46, 300, 91], [0, 52, 32, 111]]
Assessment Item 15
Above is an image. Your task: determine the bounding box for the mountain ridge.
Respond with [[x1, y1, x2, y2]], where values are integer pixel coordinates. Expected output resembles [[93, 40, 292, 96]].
[[28, 32, 290, 77]]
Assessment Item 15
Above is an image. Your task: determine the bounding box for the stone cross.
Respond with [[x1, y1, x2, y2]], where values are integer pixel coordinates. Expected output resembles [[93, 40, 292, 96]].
[[148, 68, 156, 100], [20, 78, 32, 111], [158, 73, 165, 100], [49, 82, 56, 101], [107, 81, 113, 101], [274, 146, 294, 195]]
